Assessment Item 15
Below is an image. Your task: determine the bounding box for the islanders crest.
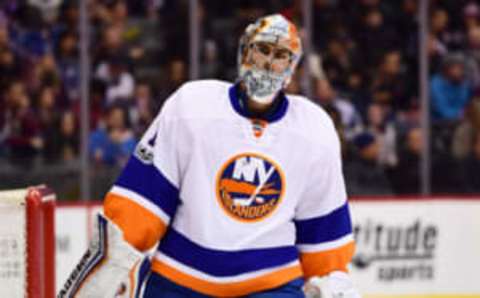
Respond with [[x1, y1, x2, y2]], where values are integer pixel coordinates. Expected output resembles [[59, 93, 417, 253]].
[[216, 152, 285, 222]]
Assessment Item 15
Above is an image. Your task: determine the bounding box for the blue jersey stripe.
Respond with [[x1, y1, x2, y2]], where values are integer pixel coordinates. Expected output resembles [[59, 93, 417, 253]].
[[294, 203, 352, 244], [115, 156, 179, 218], [158, 228, 299, 277], [228, 84, 289, 123]]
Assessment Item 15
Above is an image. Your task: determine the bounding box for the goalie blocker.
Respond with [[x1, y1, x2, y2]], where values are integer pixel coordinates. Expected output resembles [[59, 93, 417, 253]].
[[58, 214, 150, 298]]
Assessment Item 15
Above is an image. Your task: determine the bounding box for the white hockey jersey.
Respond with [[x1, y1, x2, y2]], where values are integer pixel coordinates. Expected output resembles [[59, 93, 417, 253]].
[[104, 80, 355, 297]]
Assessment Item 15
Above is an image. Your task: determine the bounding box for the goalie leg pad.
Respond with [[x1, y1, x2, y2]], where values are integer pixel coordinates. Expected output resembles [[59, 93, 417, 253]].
[[57, 214, 149, 298], [129, 256, 152, 298]]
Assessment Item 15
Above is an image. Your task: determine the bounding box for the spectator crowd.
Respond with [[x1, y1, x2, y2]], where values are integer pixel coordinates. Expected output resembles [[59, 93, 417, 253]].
[[1, 0, 480, 196]]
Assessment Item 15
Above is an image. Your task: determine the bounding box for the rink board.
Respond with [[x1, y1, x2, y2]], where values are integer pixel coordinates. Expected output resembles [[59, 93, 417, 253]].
[[349, 198, 480, 297], [55, 198, 480, 297]]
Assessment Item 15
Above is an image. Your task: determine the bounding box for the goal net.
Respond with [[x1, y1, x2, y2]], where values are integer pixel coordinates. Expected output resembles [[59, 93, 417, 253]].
[[0, 186, 56, 298]]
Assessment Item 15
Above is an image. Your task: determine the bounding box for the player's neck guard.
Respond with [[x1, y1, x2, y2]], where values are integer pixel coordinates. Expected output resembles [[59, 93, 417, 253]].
[[229, 83, 289, 123]]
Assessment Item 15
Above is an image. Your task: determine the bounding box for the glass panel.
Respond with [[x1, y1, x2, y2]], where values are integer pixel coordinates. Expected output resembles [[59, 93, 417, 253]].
[[0, 1, 190, 200], [428, 2, 477, 194], [3, 1, 478, 197], [312, 0, 421, 196], [0, 1, 83, 199], [85, 1, 190, 199]]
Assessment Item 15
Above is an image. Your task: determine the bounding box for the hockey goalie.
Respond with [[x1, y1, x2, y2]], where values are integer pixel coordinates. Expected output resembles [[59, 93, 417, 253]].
[[60, 14, 361, 298]]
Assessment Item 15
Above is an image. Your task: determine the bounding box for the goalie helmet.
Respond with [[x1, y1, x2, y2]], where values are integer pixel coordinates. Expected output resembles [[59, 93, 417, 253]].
[[238, 14, 303, 104]]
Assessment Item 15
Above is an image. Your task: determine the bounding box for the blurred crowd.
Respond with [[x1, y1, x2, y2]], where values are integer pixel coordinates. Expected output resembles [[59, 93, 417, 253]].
[[1, 0, 480, 195]]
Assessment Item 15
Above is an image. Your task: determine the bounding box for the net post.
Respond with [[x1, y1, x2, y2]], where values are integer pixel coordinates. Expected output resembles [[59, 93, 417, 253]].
[[26, 186, 56, 298], [26, 189, 43, 298]]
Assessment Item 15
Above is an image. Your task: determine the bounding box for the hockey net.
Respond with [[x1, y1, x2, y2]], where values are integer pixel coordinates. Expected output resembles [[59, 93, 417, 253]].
[[0, 186, 56, 298]]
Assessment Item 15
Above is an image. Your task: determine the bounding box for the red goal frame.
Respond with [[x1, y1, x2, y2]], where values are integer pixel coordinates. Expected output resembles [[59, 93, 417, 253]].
[[25, 186, 56, 298]]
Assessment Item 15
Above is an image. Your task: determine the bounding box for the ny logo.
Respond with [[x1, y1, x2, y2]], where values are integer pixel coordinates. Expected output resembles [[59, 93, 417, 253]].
[[232, 156, 272, 185]]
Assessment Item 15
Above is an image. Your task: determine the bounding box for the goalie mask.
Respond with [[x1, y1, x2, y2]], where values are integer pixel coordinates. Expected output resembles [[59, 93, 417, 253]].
[[238, 14, 303, 104]]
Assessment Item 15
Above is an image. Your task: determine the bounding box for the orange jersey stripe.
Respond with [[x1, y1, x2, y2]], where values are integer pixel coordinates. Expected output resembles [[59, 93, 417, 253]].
[[299, 241, 355, 277], [151, 259, 303, 297], [104, 193, 167, 251]]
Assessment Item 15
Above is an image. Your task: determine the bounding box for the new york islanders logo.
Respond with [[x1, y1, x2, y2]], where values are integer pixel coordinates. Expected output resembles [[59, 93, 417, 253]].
[[216, 153, 285, 222]]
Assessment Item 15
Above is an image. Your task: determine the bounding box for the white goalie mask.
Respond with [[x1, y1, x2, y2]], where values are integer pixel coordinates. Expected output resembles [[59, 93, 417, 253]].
[[238, 14, 303, 104]]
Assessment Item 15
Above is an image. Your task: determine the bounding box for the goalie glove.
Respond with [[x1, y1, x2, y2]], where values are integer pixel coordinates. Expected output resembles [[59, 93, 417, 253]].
[[303, 271, 361, 298], [57, 214, 151, 298]]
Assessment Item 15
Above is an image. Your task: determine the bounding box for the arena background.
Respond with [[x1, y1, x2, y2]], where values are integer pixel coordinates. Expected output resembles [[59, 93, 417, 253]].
[[0, 0, 479, 297]]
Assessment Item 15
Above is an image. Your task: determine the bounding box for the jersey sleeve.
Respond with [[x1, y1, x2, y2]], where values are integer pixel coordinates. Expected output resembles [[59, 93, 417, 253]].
[[104, 88, 182, 252], [294, 124, 355, 278]]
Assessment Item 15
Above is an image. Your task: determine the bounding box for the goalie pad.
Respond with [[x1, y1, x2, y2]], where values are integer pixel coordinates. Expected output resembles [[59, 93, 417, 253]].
[[57, 214, 151, 298]]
